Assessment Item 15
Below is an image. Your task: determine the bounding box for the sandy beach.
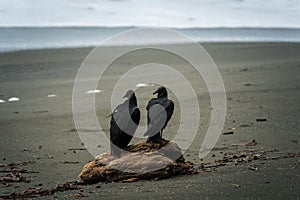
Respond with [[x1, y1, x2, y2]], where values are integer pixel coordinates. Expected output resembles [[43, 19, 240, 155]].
[[0, 42, 299, 199]]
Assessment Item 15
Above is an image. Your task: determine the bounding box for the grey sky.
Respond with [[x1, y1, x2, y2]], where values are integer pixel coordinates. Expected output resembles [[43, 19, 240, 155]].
[[0, 0, 299, 27]]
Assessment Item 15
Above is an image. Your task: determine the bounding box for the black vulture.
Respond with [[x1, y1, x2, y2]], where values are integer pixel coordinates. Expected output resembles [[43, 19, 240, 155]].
[[110, 90, 140, 156], [144, 86, 174, 143]]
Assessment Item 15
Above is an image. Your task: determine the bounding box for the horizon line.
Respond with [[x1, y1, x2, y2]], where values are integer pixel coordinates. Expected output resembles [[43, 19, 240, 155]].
[[0, 25, 300, 30]]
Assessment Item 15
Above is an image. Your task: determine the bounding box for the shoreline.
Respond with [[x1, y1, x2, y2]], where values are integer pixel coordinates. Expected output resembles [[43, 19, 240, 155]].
[[1, 41, 300, 54]]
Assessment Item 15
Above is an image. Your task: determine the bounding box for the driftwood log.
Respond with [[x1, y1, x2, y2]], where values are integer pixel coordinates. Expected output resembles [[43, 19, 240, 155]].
[[79, 139, 197, 183]]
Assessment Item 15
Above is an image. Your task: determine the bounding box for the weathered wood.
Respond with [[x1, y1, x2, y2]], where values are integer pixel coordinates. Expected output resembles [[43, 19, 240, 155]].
[[79, 140, 197, 183]]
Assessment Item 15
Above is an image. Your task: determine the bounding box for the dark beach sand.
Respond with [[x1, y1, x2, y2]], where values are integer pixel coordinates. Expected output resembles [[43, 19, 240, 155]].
[[0, 43, 299, 199]]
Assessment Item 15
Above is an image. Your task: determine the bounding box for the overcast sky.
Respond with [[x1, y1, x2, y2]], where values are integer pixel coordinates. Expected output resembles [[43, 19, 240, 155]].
[[0, 0, 299, 28]]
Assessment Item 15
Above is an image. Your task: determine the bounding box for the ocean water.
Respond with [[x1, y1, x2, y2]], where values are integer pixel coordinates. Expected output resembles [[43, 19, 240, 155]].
[[1, 27, 300, 52]]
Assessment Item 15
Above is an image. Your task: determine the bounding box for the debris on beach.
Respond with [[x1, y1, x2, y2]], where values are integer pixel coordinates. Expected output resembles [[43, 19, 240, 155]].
[[226, 123, 252, 132], [0, 181, 82, 199], [239, 68, 248, 72], [230, 183, 240, 188], [0, 172, 25, 183], [0, 161, 35, 167], [248, 166, 258, 171], [68, 147, 86, 151], [61, 161, 81, 165], [0, 169, 38, 174], [0, 161, 37, 188], [291, 140, 298, 144], [245, 140, 258, 146], [199, 148, 300, 171], [47, 94, 57, 98], [8, 97, 20, 102], [22, 147, 31, 152], [238, 123, 252, 127], [135, 83, 155, 88], [244, 83, 259, 86], [79, 139, 197, 184], [223, 131, 234, 135], [86, 89, 101, 94], [256, 118, 267, 122], [0, 160, 66, 199], [230, 139, 258, 147], [0, 168, 39, 187]]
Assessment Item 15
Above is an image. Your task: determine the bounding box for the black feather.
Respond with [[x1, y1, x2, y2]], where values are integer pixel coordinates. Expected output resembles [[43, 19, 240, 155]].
[[144, 86, 174, 143], [110, 91, 140, 156]]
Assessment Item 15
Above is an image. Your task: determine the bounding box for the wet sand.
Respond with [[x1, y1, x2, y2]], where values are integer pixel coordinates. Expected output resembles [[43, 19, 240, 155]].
[[0, 43, 299, 199]]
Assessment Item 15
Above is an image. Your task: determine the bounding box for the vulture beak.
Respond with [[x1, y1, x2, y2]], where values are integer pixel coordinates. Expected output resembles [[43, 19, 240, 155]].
[[153, 89, 159, 95]]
